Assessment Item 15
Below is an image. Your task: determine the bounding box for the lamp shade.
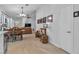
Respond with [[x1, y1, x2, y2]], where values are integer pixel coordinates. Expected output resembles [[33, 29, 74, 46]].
[[43, 24, 48, 28]]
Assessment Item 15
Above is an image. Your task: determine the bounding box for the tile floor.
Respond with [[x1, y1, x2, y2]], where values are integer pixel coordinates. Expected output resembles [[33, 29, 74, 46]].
[[7, 34, 67, 54]]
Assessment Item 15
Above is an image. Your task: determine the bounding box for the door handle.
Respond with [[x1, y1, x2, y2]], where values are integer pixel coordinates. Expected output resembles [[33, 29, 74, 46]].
[[66, 31, 71, 33]]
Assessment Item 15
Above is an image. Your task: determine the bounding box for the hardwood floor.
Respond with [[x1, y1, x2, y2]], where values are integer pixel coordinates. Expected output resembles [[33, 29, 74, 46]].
[[7, 33, 67, 54]]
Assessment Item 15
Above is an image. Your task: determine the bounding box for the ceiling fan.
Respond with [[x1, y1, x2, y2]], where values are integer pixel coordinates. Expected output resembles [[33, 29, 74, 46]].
[[18, 5, 31, 19]]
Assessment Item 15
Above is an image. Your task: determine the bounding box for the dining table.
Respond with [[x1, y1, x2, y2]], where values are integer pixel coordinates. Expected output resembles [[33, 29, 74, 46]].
[[5, 27, 23, 42]]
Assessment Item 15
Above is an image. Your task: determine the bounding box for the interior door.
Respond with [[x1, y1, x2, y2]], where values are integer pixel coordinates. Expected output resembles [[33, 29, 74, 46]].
[[59, 6, 73, 53], [73, 15, 79, 53]]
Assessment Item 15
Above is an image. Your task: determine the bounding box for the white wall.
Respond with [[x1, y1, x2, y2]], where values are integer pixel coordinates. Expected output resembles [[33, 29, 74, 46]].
[[13, 19, 22, 27], [22, 11, 36, 31], [36, 4, 73, 53], [7, 18, 14, 28], [36, 5, 60, 48]]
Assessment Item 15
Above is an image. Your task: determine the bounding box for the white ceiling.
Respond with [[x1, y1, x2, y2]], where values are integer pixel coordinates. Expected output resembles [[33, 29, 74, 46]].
[[0, 4, 72, 20], [0, 4, 41, 20]]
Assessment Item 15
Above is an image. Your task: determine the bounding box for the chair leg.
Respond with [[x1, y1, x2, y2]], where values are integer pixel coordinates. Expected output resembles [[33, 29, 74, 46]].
[[12, 35, 16, 42], [21, 34, 23, 40]]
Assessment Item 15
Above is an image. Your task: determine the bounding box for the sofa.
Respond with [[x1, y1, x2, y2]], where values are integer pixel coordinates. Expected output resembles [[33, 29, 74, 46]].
[[20, 27, 32, 34]]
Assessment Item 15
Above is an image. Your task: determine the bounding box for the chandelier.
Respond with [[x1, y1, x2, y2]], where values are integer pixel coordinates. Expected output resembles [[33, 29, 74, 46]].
[[19, 6, 26, 17]]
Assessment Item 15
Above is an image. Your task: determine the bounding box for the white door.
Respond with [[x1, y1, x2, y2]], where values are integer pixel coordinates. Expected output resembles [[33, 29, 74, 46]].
[[59, 6, 73, 53], [73, 19, 79, 53], [73, 15, 79, 53], [73, 4, 79, 54]]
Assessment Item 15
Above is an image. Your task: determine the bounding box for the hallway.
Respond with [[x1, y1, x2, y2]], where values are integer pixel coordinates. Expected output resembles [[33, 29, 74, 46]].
[[0, 4, 79, 54], [7, 33, 67, 54]]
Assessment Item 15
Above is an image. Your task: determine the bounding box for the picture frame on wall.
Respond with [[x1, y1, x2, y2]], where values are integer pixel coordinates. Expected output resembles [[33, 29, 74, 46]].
[[47, 15, 53, 22], [40, 18, 42, 23], [37, 20, 39, 24], [41, 18, 43, 23], [38, 19, 40, 24], [37, 17, 46, 24], [74, 11, 79, 17], [43, 17, 46, 23], [39, 19, 40, 24]]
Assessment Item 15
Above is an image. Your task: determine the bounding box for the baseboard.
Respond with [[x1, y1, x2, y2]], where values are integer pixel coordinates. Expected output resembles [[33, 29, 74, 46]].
[[49, 40, 70, 54], [49, 40, 60, 48]]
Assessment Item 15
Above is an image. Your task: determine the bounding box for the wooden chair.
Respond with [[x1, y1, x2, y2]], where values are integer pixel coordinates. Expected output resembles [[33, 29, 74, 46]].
[[40, 28, 48, 44], [12, 28, 23, 41], [5, 27, 23, 42], [35, 28, 48, 44]]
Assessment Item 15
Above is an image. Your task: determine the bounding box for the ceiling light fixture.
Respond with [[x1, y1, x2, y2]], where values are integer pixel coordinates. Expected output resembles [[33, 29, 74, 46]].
[[25, 4, 29, 6], [18, 5, 31, 18], [19, 6, 26, 17]]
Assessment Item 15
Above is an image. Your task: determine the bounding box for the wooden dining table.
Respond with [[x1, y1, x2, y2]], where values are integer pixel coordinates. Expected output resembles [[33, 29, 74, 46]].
[[5, 27, 23, 42]]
